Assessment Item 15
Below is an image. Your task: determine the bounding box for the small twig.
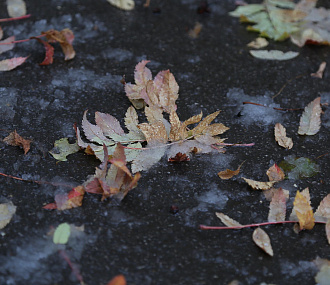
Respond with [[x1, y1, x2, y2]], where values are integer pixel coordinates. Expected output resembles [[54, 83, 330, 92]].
[[272, 74, 307, 99], [217, 142, 255, 147], [0, 14, 31, 22], [243, 102, 303, 111], [59, 250, 85, 285], [0, 34, 44, 45], [200, 220, 326, 230], [315, 152, 329, 160], [0, 172, 73, 188]]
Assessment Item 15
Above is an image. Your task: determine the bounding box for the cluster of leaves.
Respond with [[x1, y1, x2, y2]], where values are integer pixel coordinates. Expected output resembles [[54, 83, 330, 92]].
[[0, 7, 75, 71], [230, 0, 330, 46]]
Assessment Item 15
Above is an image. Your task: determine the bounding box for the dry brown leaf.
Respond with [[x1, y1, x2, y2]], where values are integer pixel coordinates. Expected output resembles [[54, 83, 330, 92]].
[[215, 212, 242, 227], [274, 123, 293, 149], [169, 111, 182, 141], [242, 177, 276, 190], [178, 111, 203, 140], [3, 130, 31, 154], [191, 110, 221, 136], [188, 22, 202, 39], [266, 163, 285, 182], [314, 194, 330, 222], [293, 190, 315, 230], [252, 228, 273, 256], [268, 188, 288, 222], [218, 161, 244, 180], [106, 274, 127, 285], [138, 121, 168, 144], [298, 97, 321, 135], [311, 62, 326, 79]]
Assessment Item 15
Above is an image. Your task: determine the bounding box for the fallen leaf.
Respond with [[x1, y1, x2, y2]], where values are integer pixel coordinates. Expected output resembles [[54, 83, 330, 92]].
[[327, 220, 330, 244], [250, 50, 299, 60], [215, 212, 242, 227], [292, 190, 315, 230], [247, 37, 269, 49], [0, 56, 28, 71], [252, 227, 273, 256], [274, 123, 293, 149], [31, 37, 54, 65], [218, 161, 244, 180], [314, 194, 330, 222], [42, 29, 75, 61], [106, 275, 127, 285], [0, 36, 15, 55], [107, 0, 135, 10], [53, 223, 71, 244], [3, 130, 31, 154], [7, 0, 26, 18], [263, 187, 289, 201], [268, 188, 288, 222], [311, 61, 326, 78], [0, 201, 16, 230], [314, 257, 330, 285], [49, 138, 80, 162], [168, 152, 190, 162], [278, 155, 319, 179], [298, 97, 321, 135], [266, 163, 285, 182], [188, 22, 202, 39], [242, 177, 276, 190]]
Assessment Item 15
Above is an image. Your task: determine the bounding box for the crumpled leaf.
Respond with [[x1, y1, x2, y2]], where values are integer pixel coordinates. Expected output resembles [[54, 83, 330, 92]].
[[266, 163, 285, 182], [84, 144, 141, 201], [242, 177, 276, 190], [274, 123, 293, 149], [53, 223, 71, 244], [268, 188, 288, 222], [107, 0, 135, 10], [218, 161, 244, 180], [314, 257, 330, 285], [49, 138, 80, 162], [292, 189, 315, 230], [188, 22, 202, 39], [311, 61, 326, 79], [168, 152, 190, 162], [247, 37, 269, 49], [0, 56, 28, 71], [0, 36, 15, 55], [106, 274, 127, 285], [0, 201, 16, 230], [250, 50, 299, 60], [42, 29, 75, 61], [314, 194, 330, 222], [298, 97, 321, 135], [7, 0, 26, 18], [43, 185, 85, 210], [252, 227, 273, 256], [3, 130, 31, 154], [215, 212, 242, 227], [31, 37, 54, 65]]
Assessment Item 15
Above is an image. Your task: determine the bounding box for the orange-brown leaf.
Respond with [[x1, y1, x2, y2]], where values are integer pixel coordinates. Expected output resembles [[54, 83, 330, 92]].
[[293, 190, 315, 230], [106, 274, 126, 285], [218, 161, 244, 180], [3, 130, 31, 154]]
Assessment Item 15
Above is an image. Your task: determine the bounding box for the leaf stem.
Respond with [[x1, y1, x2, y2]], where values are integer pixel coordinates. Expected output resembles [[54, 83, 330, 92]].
[[0, 14, 31, 22], [199, 220, 326, 230], [0, 34, 44, 45]]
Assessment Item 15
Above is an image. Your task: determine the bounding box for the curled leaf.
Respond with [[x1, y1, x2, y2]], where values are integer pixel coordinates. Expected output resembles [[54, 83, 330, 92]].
[[252, 227, 273, 256], [31, 37, 54, 65], [274, 123, 293, 149], [242, 177, 276, 190], [218, 161, 244, 180]]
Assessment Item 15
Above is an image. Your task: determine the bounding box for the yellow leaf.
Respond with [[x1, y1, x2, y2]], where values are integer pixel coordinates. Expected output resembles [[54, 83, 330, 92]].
[[138, 121, 168, 144], [293, 191, 315, 230], [242, 177, 276, 190]]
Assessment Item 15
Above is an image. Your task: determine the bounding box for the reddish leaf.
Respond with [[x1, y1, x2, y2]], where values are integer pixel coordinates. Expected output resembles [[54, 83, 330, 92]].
[[268, 188, 288, 222], [266, 163, 285, 182], [43, 203, 57, 210], [0, 56, 28, 71], [31, 37, 54, 65], [168, 152, 190, 162], [3, 130, 31, 154], [0, 36, 15, 54]]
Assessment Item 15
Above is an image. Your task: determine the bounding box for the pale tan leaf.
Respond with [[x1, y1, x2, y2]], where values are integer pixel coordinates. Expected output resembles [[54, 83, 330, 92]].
[[252, 228, 273, 256], [298, 97, 321, 135], [144, 106, 163, 124], [242, 177, 276, 190], [215, 212, 242, 227], [0, 36, 15, 55], [0, 56, 28, 71], [191, 110, 221, 136], [264, 187, 289, 201], [7, 0, 26, 18], [218, 161, 244, 180], [268, 188, 288, 222], [124, 106, 142, 135], [274, 123, 293, 149], [179, 112, 203, 139], [169, 110, 182, 141], [107, 0, 135, 10], [138, 121, 168, 144], [314, 194, 330, 222], [247, 37, 269, 49], [266, 163, 285, 182], [311, 62, 326, 79], [0, 201, 16, 230], [202, 123, 229, 136], [292, 190, 315, 230], [188, 22, 202, 39]]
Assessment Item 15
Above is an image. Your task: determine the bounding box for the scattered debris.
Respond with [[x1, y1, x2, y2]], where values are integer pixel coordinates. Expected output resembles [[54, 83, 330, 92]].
[[188, 22, 202, 39], [311, 62, 327, 79]]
